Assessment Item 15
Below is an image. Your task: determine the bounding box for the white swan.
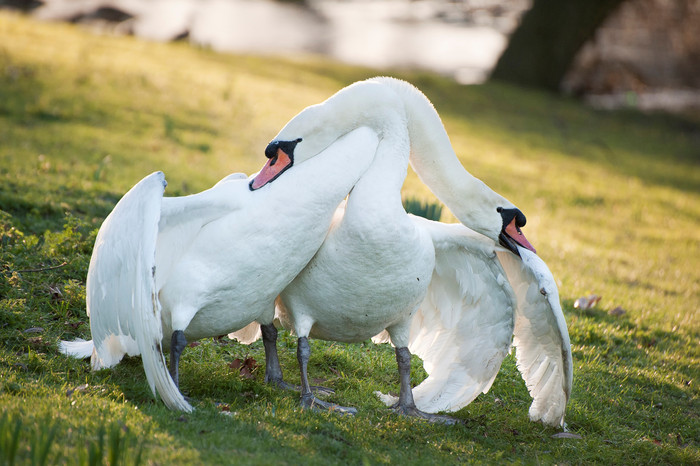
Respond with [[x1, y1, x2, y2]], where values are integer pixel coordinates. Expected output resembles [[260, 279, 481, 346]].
[[264, 77, 571, 427], [59, 127, 379, 412]]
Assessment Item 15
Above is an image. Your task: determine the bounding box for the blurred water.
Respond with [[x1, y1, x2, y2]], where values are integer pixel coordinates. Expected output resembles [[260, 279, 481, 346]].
[[34, 0, 530, 84]]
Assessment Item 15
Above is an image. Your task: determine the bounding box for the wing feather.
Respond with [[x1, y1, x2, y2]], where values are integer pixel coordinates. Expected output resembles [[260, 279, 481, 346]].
[[85, 172, 191, 411], [402, 217, 516, 413], [497, 248, 573, 427], [155, 173, 247, 289]]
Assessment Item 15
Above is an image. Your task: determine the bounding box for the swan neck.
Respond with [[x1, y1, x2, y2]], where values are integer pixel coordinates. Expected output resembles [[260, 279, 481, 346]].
[[375, 77, 507, 235]]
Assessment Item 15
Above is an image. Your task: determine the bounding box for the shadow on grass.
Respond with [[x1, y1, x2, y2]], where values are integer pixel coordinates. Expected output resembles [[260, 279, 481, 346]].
[[0, 180, 118, 235]]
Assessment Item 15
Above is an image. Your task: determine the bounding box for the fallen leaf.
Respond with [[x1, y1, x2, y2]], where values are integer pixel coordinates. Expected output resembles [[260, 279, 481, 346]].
[[609, 306, 626, 317], [229, 357, 258, 379], [187, 341, 201, 348], [574, 294, 601, 310], [217, 403, 231, 412], [552, 432, 583, 439]]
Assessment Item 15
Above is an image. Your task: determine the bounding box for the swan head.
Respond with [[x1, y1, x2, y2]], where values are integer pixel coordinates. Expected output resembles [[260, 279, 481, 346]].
[[497, 207, 536, 256], [250, 80, 405, 191], [249, 138, 303, 190]]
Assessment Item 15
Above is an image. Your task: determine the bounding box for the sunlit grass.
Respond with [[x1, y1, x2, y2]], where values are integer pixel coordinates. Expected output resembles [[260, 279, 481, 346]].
[[0, 11, 698, 464]]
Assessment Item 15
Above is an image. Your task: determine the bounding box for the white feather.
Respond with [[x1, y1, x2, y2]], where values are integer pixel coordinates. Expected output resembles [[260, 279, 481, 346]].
[[266, 77, 572, 426], [497, 248, 573, 427], [58, 338, 93, 359], [400, 217, 516, 414], [80, 172, 191, 411], [60, 129, 379, 412]]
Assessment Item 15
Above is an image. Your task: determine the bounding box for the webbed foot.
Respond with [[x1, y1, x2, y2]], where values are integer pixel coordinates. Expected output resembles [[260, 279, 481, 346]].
[[301, 393, 357, 416], [391, 403, 461, 425], [266, 377, 335, 397]]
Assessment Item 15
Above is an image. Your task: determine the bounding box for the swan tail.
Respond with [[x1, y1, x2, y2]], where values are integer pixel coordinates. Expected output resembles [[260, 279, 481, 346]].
[[59, 338, 94, 359], [228, 321, 262, 345]]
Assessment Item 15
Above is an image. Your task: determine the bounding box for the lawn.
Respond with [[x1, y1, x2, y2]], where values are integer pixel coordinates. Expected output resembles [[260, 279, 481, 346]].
[[1, 11, 698, 464]]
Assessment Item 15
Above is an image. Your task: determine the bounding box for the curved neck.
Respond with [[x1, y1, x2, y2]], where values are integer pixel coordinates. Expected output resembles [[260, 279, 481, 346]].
[[375, 77, 511, 236], [345, 124, 409, 218]]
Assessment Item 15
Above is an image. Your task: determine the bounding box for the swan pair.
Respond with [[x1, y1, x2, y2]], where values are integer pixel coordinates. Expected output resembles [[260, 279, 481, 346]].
[[241, 77, 571, 427], [62, 77, 571, 427]]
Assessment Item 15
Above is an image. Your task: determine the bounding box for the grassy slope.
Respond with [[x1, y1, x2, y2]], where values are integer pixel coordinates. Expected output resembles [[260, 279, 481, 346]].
[[1, 11, 698, 464]]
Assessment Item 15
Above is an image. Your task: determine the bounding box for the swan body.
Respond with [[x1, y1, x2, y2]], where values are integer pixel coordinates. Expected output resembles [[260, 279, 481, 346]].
[[60, 127, 378, 412], [265, 77, 571, 426], [277, 87, 434, 349], [374, 217, 572, 427]]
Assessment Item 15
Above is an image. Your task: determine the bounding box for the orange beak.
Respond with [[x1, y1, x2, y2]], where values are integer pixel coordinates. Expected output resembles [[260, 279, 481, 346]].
[[249, 148, 293, 191], [504, 218, 536, 254]]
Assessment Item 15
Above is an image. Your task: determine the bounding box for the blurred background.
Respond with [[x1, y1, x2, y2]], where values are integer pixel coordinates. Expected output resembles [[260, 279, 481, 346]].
[[4, 0, 700, 115]]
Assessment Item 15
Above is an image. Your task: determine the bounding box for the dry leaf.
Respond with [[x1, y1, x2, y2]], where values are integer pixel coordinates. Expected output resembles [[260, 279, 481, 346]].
[[574, 294, 601, 310], [229, 357, 258, 379], [609, 306, 626, 317]]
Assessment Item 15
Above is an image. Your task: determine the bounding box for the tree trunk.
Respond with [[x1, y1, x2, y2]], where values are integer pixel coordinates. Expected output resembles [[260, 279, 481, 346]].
[[490, 0, 627, 91]]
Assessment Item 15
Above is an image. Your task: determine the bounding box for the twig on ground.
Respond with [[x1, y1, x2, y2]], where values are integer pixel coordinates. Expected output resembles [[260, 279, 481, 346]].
[[14, 261, 69, 273]]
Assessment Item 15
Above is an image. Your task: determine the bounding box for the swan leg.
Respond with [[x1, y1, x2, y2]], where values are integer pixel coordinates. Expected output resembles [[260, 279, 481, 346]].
[[297, 337, 356, 415], [261, 324, 335, 396], [169, 330, 187, 388], [262, 323, 293, 390], [392, 347, 461, 425]]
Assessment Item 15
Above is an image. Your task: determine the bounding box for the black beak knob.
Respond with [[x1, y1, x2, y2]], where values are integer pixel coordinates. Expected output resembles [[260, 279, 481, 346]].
[[264, 138, 302, 159], [498, 207, 527, 228]]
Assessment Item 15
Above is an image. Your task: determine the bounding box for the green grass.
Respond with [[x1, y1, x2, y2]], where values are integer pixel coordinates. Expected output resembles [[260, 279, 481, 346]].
[[1, 11, 698, 464]]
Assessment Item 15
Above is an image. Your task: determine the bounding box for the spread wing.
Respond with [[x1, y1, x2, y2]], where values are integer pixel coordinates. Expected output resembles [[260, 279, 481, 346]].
[[398, 217, 516, 413], [374, 217, 572, 427], [83, 171, 191, 411], [497, 248, 573, 427]]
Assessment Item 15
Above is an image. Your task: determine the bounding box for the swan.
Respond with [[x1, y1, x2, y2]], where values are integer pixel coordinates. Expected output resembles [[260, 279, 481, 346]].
[[59, 127, 379, 412], [259, 77, 571, 427]]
